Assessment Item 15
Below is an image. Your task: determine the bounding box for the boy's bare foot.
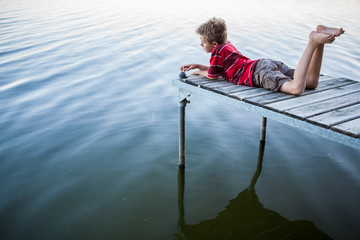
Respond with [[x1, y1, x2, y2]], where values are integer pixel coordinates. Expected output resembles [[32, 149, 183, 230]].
[[316, 25, 345, 37], [309, 31, 335, 46]]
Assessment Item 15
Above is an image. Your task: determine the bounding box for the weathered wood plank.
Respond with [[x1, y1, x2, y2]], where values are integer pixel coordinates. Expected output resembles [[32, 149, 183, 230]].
[[315, 77, 355, 89], [201, 81, 243, 94], [246, 91, 293, 105], [202, 81, 234, 88], [184, 78, 220, 86], [285, 92, 360, 119], [228, 87, 272, 101], [331, 118, 360, 138], [266, 83, 360, 112], [307, 104, 360, 127], [248, 77, 355, 105], [211, 84, 253, 94], [183, 75, 203, 81], [318, 75, 343, 81]]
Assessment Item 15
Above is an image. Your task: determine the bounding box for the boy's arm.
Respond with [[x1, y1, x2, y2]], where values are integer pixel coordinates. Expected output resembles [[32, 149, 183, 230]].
[[192, 69, 218, 80], [180, 63, 218, 80], [180, 63, 209, 72]]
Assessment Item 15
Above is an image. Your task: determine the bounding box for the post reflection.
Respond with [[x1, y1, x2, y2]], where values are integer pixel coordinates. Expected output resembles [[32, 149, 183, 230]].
[[175, 121, 331, 240]]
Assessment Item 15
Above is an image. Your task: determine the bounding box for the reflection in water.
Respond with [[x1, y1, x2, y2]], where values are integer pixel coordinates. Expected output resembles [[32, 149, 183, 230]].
[[176, 119, 331, 240]]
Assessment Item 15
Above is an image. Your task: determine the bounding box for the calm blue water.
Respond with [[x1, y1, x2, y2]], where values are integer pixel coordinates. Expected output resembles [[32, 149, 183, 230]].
[[1, 0, 360, 239]]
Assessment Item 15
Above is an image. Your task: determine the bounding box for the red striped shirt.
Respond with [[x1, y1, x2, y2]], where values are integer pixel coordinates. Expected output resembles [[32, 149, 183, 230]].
[[208, 42, 259, 86]]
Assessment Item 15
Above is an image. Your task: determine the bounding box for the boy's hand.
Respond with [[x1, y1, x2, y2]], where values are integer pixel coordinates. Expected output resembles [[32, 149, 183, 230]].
[[180, 64, 198, 72]]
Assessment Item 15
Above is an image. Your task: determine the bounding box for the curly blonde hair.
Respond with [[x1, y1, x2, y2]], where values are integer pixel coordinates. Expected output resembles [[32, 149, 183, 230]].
[[196, 17, 227, 44]]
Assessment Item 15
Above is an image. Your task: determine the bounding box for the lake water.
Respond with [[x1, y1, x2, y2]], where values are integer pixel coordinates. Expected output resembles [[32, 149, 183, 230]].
[[1, 0, 360, 239]]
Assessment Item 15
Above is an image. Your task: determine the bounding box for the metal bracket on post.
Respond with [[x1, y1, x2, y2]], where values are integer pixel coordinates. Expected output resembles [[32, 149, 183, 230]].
[[178, 88, 191, 103], [178, 88, 191, 168]]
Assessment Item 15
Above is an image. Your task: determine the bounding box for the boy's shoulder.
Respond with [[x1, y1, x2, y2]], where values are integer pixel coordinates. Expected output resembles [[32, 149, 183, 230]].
[[216, 41, 238, 55]]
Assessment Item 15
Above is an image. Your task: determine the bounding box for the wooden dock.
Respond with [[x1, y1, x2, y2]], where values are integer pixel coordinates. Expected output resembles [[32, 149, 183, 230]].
[[172, 75, 360, 167]]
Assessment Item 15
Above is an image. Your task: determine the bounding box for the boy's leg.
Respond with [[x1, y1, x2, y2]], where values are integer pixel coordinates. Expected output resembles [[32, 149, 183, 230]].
[[305, 44, 324, 89], [305, 25, 345, 89], [280, 32, 335, 95]]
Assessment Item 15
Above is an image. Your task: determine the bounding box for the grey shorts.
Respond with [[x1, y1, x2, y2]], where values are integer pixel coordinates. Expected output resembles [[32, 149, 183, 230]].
[[252, 59, 295, 92]]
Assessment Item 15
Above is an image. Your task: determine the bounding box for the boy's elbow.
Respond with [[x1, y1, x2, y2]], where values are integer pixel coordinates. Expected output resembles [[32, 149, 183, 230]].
[[203, 70, 218, 80], [206, 74, 218, 80]]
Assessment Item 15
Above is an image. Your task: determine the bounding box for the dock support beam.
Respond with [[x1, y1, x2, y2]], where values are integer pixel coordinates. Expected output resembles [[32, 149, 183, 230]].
[[179, 99, 188, 168], [178, 88, 190, 168]]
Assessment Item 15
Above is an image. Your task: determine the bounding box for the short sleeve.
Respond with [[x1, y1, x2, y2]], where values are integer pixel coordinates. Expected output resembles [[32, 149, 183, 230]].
[[208, 54, 223, 78]]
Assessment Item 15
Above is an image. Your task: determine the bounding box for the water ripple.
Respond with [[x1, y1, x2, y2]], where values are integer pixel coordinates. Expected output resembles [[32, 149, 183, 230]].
[[1, 0, 360, 239]]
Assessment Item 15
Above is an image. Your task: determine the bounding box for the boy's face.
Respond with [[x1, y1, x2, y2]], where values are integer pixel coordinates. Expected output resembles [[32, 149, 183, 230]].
[[200, 35, 218, 53]]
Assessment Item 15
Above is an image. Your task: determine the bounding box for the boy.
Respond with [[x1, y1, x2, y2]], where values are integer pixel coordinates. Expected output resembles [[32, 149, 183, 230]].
[[180, 17, 344, 95]]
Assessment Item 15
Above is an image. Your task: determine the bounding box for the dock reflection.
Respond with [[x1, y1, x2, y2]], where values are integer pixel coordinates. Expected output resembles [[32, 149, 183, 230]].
[[175, 123, 331, 240]]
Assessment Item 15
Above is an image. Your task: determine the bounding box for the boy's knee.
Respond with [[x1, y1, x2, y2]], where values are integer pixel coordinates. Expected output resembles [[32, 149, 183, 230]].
[[289, 87, 305, 95], [280, 81, 305, 95], [306, 80, 319, 90]]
